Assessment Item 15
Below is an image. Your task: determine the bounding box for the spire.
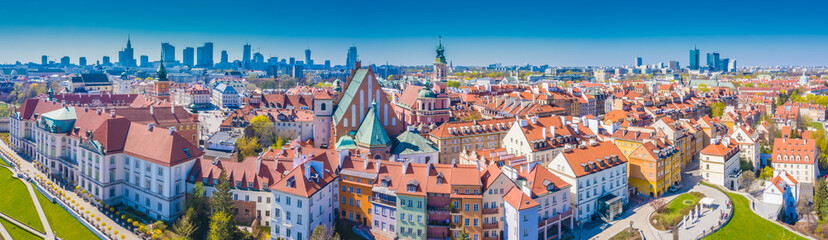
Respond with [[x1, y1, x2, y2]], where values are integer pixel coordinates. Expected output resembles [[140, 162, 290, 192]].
[[157, 49, 168, 82], [434, 36, 447, 64]]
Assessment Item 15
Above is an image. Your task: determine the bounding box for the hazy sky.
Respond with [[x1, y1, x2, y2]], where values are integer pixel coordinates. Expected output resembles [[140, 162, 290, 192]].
[[1, 0, 827, 67]]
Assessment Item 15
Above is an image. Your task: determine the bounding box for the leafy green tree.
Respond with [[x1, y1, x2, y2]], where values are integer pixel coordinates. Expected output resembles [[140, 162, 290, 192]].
[[710, 102, 725, 118], [274, 136, 285, 149], [236, 136, 261, 159], [173, 210, 197, 240], [759, 166, 774, 180], [208, 211, 232, 240], [447, 81, 461, 88], [455, 227, 470, 240], [697, 83, 710, 93], [310, 225, 340, 240]]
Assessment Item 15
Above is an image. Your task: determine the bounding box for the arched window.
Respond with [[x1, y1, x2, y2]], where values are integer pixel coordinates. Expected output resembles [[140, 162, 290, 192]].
[[321, 103, 326, 111], [796, 155, 801, 162], [784, 155, 788, 161], [374, 154, 382, 160]]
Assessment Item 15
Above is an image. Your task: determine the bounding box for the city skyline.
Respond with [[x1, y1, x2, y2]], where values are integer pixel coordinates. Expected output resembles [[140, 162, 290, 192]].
[[1, 0, 828, 66]]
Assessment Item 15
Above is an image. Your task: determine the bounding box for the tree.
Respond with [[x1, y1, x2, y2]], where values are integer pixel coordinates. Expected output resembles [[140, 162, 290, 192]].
[[173, 210, 197, 240], [210, 170, 235, 215], [649, 197, 667, 213], [250, 115, 275, 146], [236, 136, 260, 159], [710, 102, 725, 118], [759, 166, 774, 180], [738, 170, 756, 191], [815, 178, 828, 221], [447, 81, 461, 88], [796, 198, 814, 223], [697, 83, 710, 93], [739, 157, 754, 172], [208, 211, 232, 240], [455, 227, 470, 240], [187, 182, 205, 210], [310, 225, 340, 240], [274, 136, 285, 149]]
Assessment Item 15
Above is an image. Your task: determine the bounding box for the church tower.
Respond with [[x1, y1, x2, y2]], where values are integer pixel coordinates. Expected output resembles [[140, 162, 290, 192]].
[[154, 52, 171, 99], [313, 90, 334, 148], [433, 36, 448, 81]]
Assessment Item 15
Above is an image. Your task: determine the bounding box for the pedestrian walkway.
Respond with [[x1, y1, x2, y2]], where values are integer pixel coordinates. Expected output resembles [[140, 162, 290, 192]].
[[670, 183, 731, 239], [0, 141, 140, 240], [0, 211, 46, 238], [0, 219, 12, 240], [25, 175, 55, 239]]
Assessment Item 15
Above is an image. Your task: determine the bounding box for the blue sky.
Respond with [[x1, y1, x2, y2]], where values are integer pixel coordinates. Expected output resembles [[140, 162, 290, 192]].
[[1, 0, 827, 66]]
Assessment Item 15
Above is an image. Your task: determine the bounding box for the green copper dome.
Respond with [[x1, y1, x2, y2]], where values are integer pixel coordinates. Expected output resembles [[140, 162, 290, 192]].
[[417, 88, 436, 98]]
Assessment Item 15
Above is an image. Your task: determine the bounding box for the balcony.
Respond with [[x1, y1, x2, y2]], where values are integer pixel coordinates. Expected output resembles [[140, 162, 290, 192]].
[[427, 220, 451, 227], [450, 207, 461, 214], [539, 209, 572, 228], [482, 222, 498, 229], [482, 208, 498, 214], [450, 223, 463, 230], [371, 198, 396, 206], [427, 204, 451, 214]]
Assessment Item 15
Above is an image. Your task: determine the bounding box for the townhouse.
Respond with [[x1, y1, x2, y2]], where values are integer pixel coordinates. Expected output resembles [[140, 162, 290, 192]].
[[770, 138, 819, 184], [428, 118, 514, 164], [546, 142, 628, 224], [700, 137, 741, 190]]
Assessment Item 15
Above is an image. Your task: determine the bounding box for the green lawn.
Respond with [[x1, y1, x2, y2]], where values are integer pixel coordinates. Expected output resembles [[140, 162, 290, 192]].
[[30, 183, 98, 240], [702, 182, 806, 240], [0, 218, 42, 240], [0, 167, 44, 232], [650, 192, 705, 230]]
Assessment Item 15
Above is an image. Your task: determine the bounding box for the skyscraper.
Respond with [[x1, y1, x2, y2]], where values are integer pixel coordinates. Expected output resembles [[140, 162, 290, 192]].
[[324, 60, 331, 69], [41, 55, 47, 65], [221, 50, 229, 64], [689, 48, 700, 70], [118, 35, 135, 67], [79, 57, 87, 66], [253, 53, 264, 64], [346, 46, 357, 71], [161, 43, 175, 63], [243, 43, 251, 69], [636, 57, 643, 67], [305, 48, 312, 66], [60, 56, 70, 67], [140, 55, 150, 67], [102, 56, 111, 66], [707, 52, 720, 71], [720, 58, 730, 73], [289, 57, 295, 65], [183, 47, 194, 67], [197, 42, 214, 67]]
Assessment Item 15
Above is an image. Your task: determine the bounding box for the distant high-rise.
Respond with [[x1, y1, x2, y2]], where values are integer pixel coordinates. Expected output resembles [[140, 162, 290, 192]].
[[253, 53, 264, 64], [289, 57, 295, 65], [728, 60, 737, 72], [707, 52, 720, 71], [102, 56, 111, 66], [636, 57, 643, 67], [668, 61, 679, 70], [196, 42, 214, 67], [118, 35, 136, 67], [346, 46, 357, 71], [140, 55, 150, 67], [689, 48, 700, 70], [79, 57, 87, 66], [60, 56, 70, 66], [161, 43, 175, 63], [220, 50, 229, 64], [243, 43, 251, 69], [292, 65, 304, 79], [305, 48, 312, 66], [720, 58, 730, 73], [41, 55, 47, 65], [324, 60, 331, 69], [183, 47, 195, 67]]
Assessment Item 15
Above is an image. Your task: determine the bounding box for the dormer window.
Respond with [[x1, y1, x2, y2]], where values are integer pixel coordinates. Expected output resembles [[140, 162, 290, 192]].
[[407, 185, 416, 192], [382, 180, 389, 187], [546, 183, 555, 192], [436, 176, 443, 184], [287, 177, 296, 188], [236, 181, 241, 188]]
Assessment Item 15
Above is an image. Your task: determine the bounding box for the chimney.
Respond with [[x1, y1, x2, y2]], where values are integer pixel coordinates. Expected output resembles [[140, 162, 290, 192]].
[[542, 127, 547, 139], [363, 158, 369, 170], [147, 123, 155, 131], [169, 127, 176, 135], [96, 108, 102, 115], [171, 106, 175, 114], [376, 158, 382, 174], [550, 126, 556, 138], [110, 109, 115, 118], [150, 105, 154, 115]]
